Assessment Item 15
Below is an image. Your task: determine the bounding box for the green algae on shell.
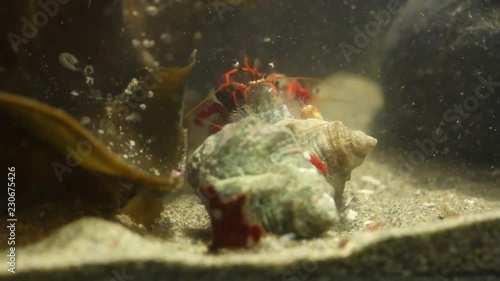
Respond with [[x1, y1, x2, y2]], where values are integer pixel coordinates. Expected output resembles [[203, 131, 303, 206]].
[[188, 116, 340, 238]]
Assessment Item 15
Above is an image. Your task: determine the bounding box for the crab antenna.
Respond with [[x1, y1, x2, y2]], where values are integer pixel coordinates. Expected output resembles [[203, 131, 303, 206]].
[[273, 76, 322, 82], [253, 58, 259, 72], [200, 119, 224, 131], [252, 58, 261, 80], [243, 55, 251, 68], [183, 84, 227, 120]]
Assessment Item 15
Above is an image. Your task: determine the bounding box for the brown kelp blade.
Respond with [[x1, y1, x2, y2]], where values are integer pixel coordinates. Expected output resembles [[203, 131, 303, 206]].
[[0, 91, 178, 187]]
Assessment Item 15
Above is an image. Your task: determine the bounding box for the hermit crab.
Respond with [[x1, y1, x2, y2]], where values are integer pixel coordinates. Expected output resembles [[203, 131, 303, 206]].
[[187, 56, 316, 131], [187, 59, 377, 250]]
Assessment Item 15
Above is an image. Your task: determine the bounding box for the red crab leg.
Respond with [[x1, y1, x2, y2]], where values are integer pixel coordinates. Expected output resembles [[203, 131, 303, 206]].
[[194, 102, 230, 126], [223, 68, 239, 85], [286, 81, 313, 103]]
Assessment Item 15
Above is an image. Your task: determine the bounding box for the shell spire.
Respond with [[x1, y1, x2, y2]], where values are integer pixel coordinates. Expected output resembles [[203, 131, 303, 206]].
[[275, 118, 377, 206]]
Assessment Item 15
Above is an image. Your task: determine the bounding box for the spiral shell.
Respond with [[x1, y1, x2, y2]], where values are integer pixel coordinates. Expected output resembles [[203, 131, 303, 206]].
[[188, 87, 377, 237], [275, 118, 378, 206]]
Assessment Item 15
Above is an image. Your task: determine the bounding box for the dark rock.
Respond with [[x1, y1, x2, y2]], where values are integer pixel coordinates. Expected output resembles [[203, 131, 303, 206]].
[[375, 0, 500, 166]]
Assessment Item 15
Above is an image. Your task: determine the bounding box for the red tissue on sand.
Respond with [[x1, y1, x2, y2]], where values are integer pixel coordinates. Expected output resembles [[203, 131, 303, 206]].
[[201, 185, 264, 252]]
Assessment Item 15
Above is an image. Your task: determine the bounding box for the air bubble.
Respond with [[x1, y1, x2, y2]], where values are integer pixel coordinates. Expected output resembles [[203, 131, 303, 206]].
[[80, 116, 91, 125], [160, 32, 173, 44], [132, 39, 141, 48], [84, 65, 94, 75], [145, 5, 158, 16], [59, 52, 79, 71], [142, 39, 155, 48], [85, 77, 94, 86]]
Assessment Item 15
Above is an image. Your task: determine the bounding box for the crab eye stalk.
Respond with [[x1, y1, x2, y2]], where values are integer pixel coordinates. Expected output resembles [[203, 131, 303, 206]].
[[231, 59, 240, 68], [232, 59, 245, 75], [262, 62, 275, 79]]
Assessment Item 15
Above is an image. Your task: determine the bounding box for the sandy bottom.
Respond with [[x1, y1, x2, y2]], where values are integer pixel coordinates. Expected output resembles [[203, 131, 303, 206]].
[[154, 150, 500, 252], [3, 143, 499, 253]]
